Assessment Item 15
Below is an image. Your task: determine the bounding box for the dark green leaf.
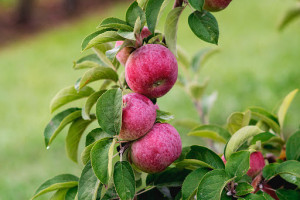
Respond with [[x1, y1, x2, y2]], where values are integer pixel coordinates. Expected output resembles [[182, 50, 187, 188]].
[[78, 162, 102, 200], [85, 128, 111, 146], [277, 89, 298, 128], [188, 125, 231, 143], [50, 189, 68, 200], [286, 130, 300, 161], [146, 168, 190, 187], [82, 90, 107, 120], [224, 126, 263, 159], [175, 146, 191, 162], [191, 48, 218, 72], [75, 67, 118, 91], [251, 132, 276, 145], [66, 116, 95, 163], [73, 54, 108, 69], [186, 145, 225, 169], [145, 0, 164, 33], [126, 1, 146, 27], [81, 29, 115, 51], [31, 174, 78, 200], [50, 86, 94, 113], [188, 10, 219, 45], [249, 107, 280, 134], [91, 138, 115, 185], [101, 187, 118, 200], [113, 161, 136, 200], [276, 160, 300, 187], [262, 163, 280, 180], [99, 17, 133, 31], [156, 110, 174, 123], [225, 151, 250, 178], [188, 0, 204, 11], [164, 7, 184, 55], [181, 167, 210, 200], [278, 6, 300, 31], [175, 159, 214, 170], [65, 186, 78, 200], [96, 89, 122, 136], [44, 108, 81, 147], [84, 31, 124, 50], [227, 110, 251, 134], [235, 182, 254, 196], [243, 193, 268, 200], [197, 169, 233, 200], [276, 188, 300, 200]]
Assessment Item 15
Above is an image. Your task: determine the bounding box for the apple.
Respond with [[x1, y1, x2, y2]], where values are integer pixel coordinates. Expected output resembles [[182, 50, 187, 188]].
[[125, 44, 178, 98], [130, 123, 182, 173], [115, 27, 152, 66], [119, 93, 156, 141], [204, 0, 232, 12]]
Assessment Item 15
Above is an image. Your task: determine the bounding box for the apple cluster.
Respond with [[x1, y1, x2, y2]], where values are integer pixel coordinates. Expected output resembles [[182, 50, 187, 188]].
[[115, 28, 182, 173]]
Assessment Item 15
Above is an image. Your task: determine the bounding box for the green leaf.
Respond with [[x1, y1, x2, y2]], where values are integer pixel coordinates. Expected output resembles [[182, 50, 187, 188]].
[[99, 17, 133, 31], [181, 167, 210, 200], [65, 187, 78, 200], [66, 116, 95, 163], [91, 138, 115, 185], [262, 163, 280, 180], [286, 130, 300, 161], [277, 89, 298, 128], [191, 48, 219, 72], [75, 67, 118, 91], [185, 145, 225, 169], [224, 126, 263, 159], [50, 86, 94, 113], [225, 151, 250, 178], [188, 0, 204, 11], [278, 5, 300, 31], [82, 90, 106, 120], [197, 169, 233, 200], [145, 0, 164, 33], [85, 128, 112, 147], [243, 193, 269, 200], [81, 29, 115, 51], [50, 189, 68, 200], [188, 10, 219, 45], [78, 161, 102, 200], [235, 182, 254, 196], [276, 189, 300, 200], [31, 174, 78, 200], [227, 110, 251, 134], [113, 161, 136, 200], [177, 46, 190, 69], [126, 1, 146, 27], [73, 54, 108, 69], [96, 89, 122, 136], [173, 119, 200, 130], [175, 159, 214, 170], [44, 108, 81, 147], [146, 168, 191, 187], [188, 125, 231, 143], [251, 132, 276, 145], [188, 79, 209, 100], [164, 7, 184, 55], [156, 110, 174, 123], [93, 45, 116, 69], [249, 107, 280, 134], [276, 160, 300, 187], [117, 31, 136, 40], [137, 0, 149, 9], [84, 31, 124, 50]]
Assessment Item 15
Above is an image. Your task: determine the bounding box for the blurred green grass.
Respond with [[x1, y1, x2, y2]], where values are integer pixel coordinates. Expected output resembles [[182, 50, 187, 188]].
[[0, 0, 299, 199]]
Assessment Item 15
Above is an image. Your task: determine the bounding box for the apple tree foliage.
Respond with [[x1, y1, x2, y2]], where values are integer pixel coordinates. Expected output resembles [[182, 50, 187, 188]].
[[32, 0, 300, 199]]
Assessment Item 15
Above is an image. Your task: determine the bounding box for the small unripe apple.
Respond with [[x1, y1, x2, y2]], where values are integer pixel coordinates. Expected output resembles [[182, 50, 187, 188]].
[[119, 93, 156, 141], [247, 151, 265, 178], [221, 155, 227, 164], [125, 44, 178, 98], [115, 27, 152, 66], [204, 0, 232, 12], [130, 123, 182, 173]]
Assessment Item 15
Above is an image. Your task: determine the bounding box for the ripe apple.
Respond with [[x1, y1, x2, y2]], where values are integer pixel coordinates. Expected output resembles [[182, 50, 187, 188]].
[[130, 123, 182, 173], [125, 44, 178, 98], [204, 0, 232, 12], [119, 93, 156, 141], [115, 27, 152, 66]]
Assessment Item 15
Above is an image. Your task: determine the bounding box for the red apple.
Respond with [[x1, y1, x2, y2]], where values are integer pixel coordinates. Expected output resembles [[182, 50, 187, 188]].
[[130, 123, 182, 173], [119, 93, 156, 141], [204, 0, 232, 12], [115, 27, 152, 66], [125, 44, 178, 98]]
